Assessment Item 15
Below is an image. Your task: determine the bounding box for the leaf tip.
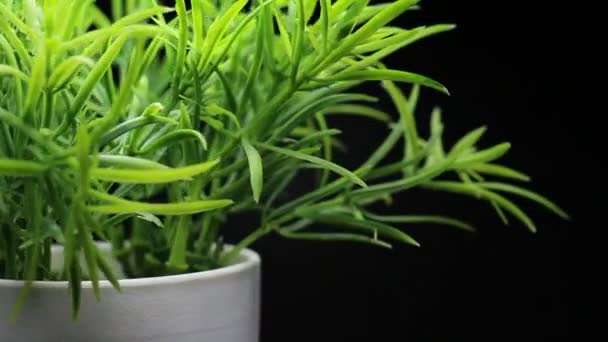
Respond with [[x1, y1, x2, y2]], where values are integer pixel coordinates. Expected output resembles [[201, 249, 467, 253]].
[[441, 85, 451, 96]]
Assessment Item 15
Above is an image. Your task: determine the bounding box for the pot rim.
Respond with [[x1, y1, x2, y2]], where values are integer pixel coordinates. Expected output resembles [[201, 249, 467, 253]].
[[0, 245, 260, 289]]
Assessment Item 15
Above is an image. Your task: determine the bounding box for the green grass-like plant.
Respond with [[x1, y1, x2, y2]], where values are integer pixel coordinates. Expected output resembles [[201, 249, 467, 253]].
[[0, 0, 567, 318]]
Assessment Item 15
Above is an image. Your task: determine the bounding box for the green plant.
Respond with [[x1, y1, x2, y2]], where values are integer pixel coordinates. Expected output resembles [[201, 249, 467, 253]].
[[0, 0, 567, 318]]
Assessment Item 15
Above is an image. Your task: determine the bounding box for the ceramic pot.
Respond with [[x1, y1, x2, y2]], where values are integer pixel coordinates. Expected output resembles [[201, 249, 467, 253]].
[[0, 243, 261, 342]]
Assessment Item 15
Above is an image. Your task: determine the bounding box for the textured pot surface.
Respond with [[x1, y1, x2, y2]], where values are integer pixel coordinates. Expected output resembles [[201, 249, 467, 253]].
[[0, 245, 261, 342]]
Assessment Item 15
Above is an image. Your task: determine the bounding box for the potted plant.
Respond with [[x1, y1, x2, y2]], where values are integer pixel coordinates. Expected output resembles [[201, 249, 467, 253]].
[[0, 0, 567, 341]]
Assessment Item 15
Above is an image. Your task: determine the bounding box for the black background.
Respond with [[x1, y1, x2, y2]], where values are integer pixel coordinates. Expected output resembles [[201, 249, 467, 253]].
[[250, 1, 578, 341], [99, 1, 580, 340]]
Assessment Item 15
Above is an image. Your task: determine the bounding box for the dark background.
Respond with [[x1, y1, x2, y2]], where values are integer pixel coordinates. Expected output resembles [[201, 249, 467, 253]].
[[251, 1, 578, 341], [99, 1, 580, 340]]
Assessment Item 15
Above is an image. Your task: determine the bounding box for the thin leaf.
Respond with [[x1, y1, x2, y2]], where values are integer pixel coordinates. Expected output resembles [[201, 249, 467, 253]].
[[257, 142, 366, 187], [97, 112, 178, 148], [351, 156, 455, 201], [0, 158, 48, 176], [268, 166, 369, 221], [272, 4, 293, 59], [136, 129, 208, 154], [384, 81, 419, 168], [296, 212, 420, 247], [242, 138, 264, 203], [313, 0, 420, 73], [364, 212, 475, 232], [469, 163, 531, 182], [68, 259, 82, 320], [91, 159, 219, 184], [478, 182, 570, 219], [327, 69, 449, 95], [452, 143, 511, 168], [89, 199, 233, 216], [135, 212, 164, 228], [197, 0, 249, 72], [319, 0, 330, 52], [97, 155, 170, 170], [291, 0, 306, 84], [172, 0, 188, 104], [47, 56, 95, 90], [96, 252, 122, 292], [0, 64, 28, 80], [449, 126, 487, 157], [23, 40, 47, 120], [77, 215, 101, 301], [325, 104, 392, 122], [425, 181, 538, 232], [70, 34, 128, 121], [279, 230, 392, 249]]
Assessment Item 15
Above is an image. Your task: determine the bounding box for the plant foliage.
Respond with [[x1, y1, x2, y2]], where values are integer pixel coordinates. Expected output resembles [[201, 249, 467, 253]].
[[0, 0, 567, 317]]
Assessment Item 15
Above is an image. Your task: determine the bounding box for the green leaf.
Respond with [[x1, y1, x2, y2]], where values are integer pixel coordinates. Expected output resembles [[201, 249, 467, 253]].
[[136, 129, 208, 154], [197, 0, 249, 72], [272, 5, 293, 59], [449, 126, 487, 157], [91, 159, 219, 184], [47, 56, 95, 90], [23, 40, 47, 120], [351, 156, 455, 201], [135, 212, 164, 228], [76, 125, 93, 190], [68, 259, 82, 320], [172, 0, 188, 104], [0, 159, 47, 176], [70, 34, 128, 120], [268, 166, 369, 221], [428, 107, 446, 161], [317, 114, 334, 186], [0, 64, 28, 80], [191, 0, 206, 51], [319, 0, 330, 52], [425, 181, 538, 232], [113, 6, 174, 28], [206, 103, 241, 128], [312, 0, 420, 73], [296, 212, 420, 247], [478, 182, 570, 219], [89, 198, 234, 216], [257, 142, 366, 187], [327, 69, 449, 95], [452, 143, 511, 168], [97, 155, 170, 170], [325, 104, 392, 122], [77, 216, 101, 301], [352, 24, 455, 55], [468, 163, 531, 182], [279, 230, 392, 249], [291, 0, 306, 84], [242, 138, 264, 203], [0, 2, 38, 41], [383, 81, 420, 167], [292, 129, 342, 148], [96, 252, 121, 293], [364, 212, 475, 232], [0, 18, 31, 70], [97, 111, 178, 148]]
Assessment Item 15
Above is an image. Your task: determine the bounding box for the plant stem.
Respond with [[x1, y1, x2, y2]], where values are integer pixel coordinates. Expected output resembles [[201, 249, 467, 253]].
[[219, 225, 272, 266], [166, 216, 190, 273]]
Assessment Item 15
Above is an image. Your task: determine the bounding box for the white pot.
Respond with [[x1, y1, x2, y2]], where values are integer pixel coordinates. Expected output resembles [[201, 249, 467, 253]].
[[0, 243, 261, 342]]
